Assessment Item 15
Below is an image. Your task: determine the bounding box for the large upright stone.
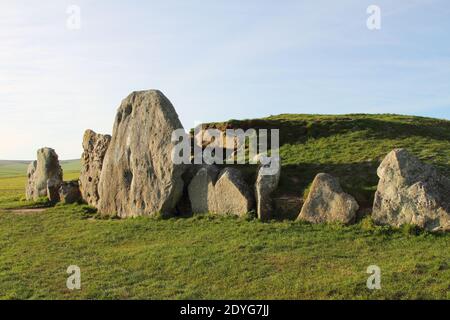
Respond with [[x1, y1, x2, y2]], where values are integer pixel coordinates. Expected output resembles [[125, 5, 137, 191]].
[[214, 168, 254, 216], [297, 173, 359, 224], [97, 90, 186, 218], [255, 155, 281, 221], [25, 148, 63, 201], [79, 130, 111, 207], [373, 149, 450, 232]]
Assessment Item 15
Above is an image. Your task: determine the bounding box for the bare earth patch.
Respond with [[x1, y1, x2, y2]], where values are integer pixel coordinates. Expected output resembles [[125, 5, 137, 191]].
[[5, 208, 47, 215]]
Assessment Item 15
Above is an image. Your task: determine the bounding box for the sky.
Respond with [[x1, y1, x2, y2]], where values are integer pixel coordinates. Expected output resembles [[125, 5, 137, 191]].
[[1, 0, 450, 160]]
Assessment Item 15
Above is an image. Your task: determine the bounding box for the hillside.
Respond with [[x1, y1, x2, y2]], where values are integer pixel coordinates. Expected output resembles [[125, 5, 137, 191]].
[[0, 159, 81, 178], [203, 114, 450, 218], [0, 159, 81, 202]]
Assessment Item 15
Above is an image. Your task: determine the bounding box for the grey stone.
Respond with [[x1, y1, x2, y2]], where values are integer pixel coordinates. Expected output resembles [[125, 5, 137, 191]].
[[372, 149, 450, 232], [255, 156, 281, 221], [25, 148, 63, 201], [188, 165, 219, 213], [59, 181, 82, 204], [97, 90, 186, 217], [214, 168, 254, 216], [297, 173, 359, 224], [79, 129, 111, 207], [25, 161, 37, 200]]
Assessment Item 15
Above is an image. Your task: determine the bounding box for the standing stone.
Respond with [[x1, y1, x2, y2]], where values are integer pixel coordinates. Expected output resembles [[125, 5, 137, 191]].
[[25, 148, 63, 201], [59, 181, 82, 204], [26, 161, 37, 200], [297, 173, 359, 224], [255, 155, 281, 221], [214, 168, 254, 216], [372, 149, 450, 232], [79, 130, 111, 207], [188, 165, 219, 213], [97, 90, 186, 218]]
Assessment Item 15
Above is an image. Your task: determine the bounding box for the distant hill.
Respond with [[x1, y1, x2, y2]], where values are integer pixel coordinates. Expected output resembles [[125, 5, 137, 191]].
[[0, 159, 81, 178]]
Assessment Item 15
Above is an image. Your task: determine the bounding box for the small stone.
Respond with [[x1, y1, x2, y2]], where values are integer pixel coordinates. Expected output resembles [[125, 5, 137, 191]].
[[214, 168, 254, 216], [297, 173, 359, 224], [188, 165, 219, 214], [59, 181, 82, 204]]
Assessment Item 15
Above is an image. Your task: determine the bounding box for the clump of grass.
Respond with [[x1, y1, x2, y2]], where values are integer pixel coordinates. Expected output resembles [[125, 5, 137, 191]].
[[400, 224, 424, 236], [360, 216, 376, 231]]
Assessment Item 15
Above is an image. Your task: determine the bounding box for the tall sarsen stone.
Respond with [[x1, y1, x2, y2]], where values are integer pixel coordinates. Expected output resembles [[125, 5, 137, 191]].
[[97, 90, 186, 217]]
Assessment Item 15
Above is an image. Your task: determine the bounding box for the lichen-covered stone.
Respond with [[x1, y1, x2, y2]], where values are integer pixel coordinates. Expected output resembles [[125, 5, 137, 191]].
[[188, 165, 219, 214], [372, 149, 450, 232], [79, 130, 111, 207], [255, 156, 280, 221], [214, 168, 254, 216], [97, 90, 186, 217], [297, 173, 359, 224], [25, 148, 63, 201]]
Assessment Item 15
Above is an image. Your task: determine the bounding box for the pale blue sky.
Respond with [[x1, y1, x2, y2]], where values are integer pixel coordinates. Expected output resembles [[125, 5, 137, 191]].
[[1, 0, 450, 159]]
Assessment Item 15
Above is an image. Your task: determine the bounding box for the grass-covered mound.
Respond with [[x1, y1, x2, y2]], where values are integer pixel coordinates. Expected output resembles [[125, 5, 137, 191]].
[[204, 114, 450, 216]]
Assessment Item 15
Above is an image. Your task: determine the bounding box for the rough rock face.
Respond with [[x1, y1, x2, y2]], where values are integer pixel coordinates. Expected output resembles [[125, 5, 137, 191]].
[[187, 166, 254, 216], [46, 178, 61, 203], [255, 156, 281, 221], [25, 148, 63, 201], [214, 168, 254, 216], [26, 161, 37, 200], [79, 130, 111, 207], [59, 181, 82, 204], [372, 149, 450, 232], [97, 90, 186, 217], [297, 173, 359, 224], [188, 165, 219, 214]]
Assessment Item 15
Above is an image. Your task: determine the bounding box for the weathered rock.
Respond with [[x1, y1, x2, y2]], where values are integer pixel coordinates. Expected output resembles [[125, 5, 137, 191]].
[[255, 155, 281, 221], [25, 148, 63, 201], [59, 181, 82, 204], [25, 161, 37, 200], [79, 130, 111, 207], [297, 173, 359, 224], [188, 165, 219, 213], [372, 149, 450, 232], [97, 90, 186, 217], [214, 168, 254, 216], [46, 178, 61, 203]]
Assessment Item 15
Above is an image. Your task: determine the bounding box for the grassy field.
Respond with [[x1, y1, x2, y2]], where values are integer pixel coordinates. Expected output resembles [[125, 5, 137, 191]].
[[0, 159, 81, 179], [0, 114, 449, 300]]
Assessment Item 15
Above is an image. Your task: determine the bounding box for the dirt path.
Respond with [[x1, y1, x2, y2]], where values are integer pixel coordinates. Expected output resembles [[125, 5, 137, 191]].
[[3, 208, 47, 215]]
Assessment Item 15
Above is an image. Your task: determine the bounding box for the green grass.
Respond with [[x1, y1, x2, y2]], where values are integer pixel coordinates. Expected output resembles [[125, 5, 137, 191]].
[[0, 114, 449, 300], [0, 206, 448, 299]]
